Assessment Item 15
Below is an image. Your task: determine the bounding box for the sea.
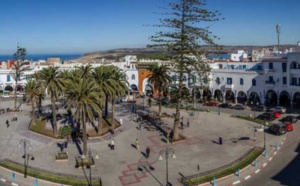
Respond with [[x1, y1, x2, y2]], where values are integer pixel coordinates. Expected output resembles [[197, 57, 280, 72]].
[[0, 54, 82, 61]]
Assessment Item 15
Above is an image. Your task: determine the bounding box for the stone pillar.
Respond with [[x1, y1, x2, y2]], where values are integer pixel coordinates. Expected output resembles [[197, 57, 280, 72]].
[[235, 97, 238, 104], [223, 92, 226, 103], [277, 98, 280, 106], [290, 99, 293, 110]]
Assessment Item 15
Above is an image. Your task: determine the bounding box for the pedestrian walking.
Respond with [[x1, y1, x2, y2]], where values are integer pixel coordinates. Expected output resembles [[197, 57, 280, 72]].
[[180, 120, 184, 129], [187, 119, 190, 127], [135, 138, 139, 150], [146, 146, 150, 158], [6, 120, 9, 128], [111, 139, 115, 150]]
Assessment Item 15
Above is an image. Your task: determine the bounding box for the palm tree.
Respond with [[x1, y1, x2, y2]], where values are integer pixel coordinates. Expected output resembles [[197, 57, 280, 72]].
[[64, 76, 102, 158], [92, 66, 115, 133], [76, 64, 93, 78], [147, 64, 172, 115], [38, 67, 64, 137], [109, 67, 129, 130], [25, 80, 39, 122], [12, 46, 31, 109]]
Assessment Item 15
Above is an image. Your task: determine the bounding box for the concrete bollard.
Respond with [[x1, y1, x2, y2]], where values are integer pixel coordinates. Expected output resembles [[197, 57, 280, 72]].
[[254, 159, 258, 167], [11, 172, 15, 180], [212, 177, 216, 186], [276, 141, 279, 150], [34, 179, 39, 186], [264, 150, 268, 157]]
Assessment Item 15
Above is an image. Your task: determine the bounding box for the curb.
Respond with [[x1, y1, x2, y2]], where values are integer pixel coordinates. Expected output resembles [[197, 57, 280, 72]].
[[225, 137, 286, 186]]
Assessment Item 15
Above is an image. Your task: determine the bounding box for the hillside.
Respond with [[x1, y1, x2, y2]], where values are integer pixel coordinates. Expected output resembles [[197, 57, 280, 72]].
[[75, 45, 296, 63]]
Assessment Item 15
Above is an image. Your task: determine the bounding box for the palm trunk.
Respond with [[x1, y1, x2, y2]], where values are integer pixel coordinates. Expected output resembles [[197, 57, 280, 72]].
[[51, 96, 58, 137], [111, 96, 115, 130], [104, 94, 109, 117], [31, 96, 35, 122], [158, 89, 162, 116], [97, 110, 102, 134], [82, 112, 88, 157]]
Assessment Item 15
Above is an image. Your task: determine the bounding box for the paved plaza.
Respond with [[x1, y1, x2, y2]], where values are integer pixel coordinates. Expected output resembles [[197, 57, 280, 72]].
[[0, 98, 285, 186]]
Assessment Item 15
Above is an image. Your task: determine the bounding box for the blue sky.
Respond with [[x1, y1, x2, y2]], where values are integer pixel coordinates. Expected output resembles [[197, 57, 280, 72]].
[[0, 0, 299, 54]]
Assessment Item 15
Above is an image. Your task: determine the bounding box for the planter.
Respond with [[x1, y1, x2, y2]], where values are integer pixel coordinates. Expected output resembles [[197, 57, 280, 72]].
[[55, 152, 68, 161], [75, 157, 95, 168]]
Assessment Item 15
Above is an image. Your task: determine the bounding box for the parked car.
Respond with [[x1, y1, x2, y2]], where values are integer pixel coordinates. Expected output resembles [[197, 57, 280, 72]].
[[284, 122, 294, 131], [1, 94, 12, 98], [268, 123, 287, 135], [256, 112, 275, 121], [270, 106, 286, 114], [232, 104, 246, 110], [280, 116, 298, 124], [203, 101, 218, 107], [218, 103, 232, 108], [273, 112, 281, 119], [252, 105, 266, 112]]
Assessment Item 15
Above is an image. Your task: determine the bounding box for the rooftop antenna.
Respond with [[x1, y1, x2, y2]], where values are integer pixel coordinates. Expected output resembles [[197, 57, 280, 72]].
[[276, 24, 281, 56]]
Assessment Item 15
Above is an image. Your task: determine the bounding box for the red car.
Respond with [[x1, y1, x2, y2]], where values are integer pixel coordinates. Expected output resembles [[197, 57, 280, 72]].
[[271, 111, 281, 119], [284, 122, 293, 131], [203, 102, 218, 107]]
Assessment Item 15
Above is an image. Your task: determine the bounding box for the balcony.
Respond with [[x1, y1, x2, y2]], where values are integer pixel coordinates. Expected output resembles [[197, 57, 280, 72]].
[[211, 69, 262, 74], [225, 84, 233, 89], [290, 69, 300, 74], [265, 81, 275, 87], [264, 69, 275, 73], [290, 83, 300, 87]]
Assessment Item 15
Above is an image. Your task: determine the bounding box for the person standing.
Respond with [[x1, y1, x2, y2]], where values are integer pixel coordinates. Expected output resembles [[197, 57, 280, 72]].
[[146, 146, 150, 158], [187, 119, 190, 127], [6, 120, 9, 128], [111, 139, 115, 150], [135, 138, 139, 150]]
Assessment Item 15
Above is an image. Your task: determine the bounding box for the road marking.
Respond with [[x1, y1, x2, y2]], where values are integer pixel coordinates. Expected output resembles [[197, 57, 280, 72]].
[[263, 163, 267, 167], [0, 178, 5, 182], [278, 147, 281, 150], [269, 157, 273, 161], [255, 169, 260, 174], [12, 183, 19, 186], [274, 151, 277, 155], [233, 180, 241, 185], [245, 175, 251, 180]]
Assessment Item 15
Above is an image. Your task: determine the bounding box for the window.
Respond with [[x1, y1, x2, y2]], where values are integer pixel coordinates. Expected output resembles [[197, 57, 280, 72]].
[[183, 76, 187, 82], [6, 75, 10, 82], [240, 78, 244, 85], [282, 63, 287, 72], [269, 76, 274, 82], [283, 77, 287, 85], [204, 77, 208, 84], [227, 78, 232, 85], [216, 77, 220, 84], [172, 75, 176, 81], [269, 63, 273, 69], [131, 74, 135, 80], [252, 79, 256, 86]]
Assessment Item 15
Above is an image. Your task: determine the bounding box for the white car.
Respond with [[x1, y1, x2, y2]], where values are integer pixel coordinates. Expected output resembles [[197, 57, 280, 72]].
[[270, 106, 286, 114], [16, 93, 26, 98]]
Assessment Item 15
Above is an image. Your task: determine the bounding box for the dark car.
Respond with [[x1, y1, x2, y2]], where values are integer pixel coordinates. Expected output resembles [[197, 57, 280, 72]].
[[232, 104, 246, 110], [256, 112, 275, 121], [269, 123, 287, 135], [280, 116, 298, 124], [203, 101, 218, 107], [252, 105, 266, 112], [218, 103, 232, 108]]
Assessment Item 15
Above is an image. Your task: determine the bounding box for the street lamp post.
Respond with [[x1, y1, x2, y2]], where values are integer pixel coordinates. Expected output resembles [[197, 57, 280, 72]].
[[158, 147, 176, 186], [18, 139, 34, 178], [264, 120, 268, 157]]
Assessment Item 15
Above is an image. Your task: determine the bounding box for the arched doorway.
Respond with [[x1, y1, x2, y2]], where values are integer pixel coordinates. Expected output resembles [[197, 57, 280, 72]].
[[4, 85, 13, 92], [237, 91, 247, 104], [202, 88, 212, 102], [191, 87, 201, 103], [16, 85, 24, 92], [225, 90, 235, 103], [279, 91, 291, 107], [293, 92, 300, 109], [181, 87, 190, 101], [265, 90, 277, 107], [145, 84, 153, 97], [248, 92, 260, 105], [214, 89, 223, 102], [130, 84, 138, 91]]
